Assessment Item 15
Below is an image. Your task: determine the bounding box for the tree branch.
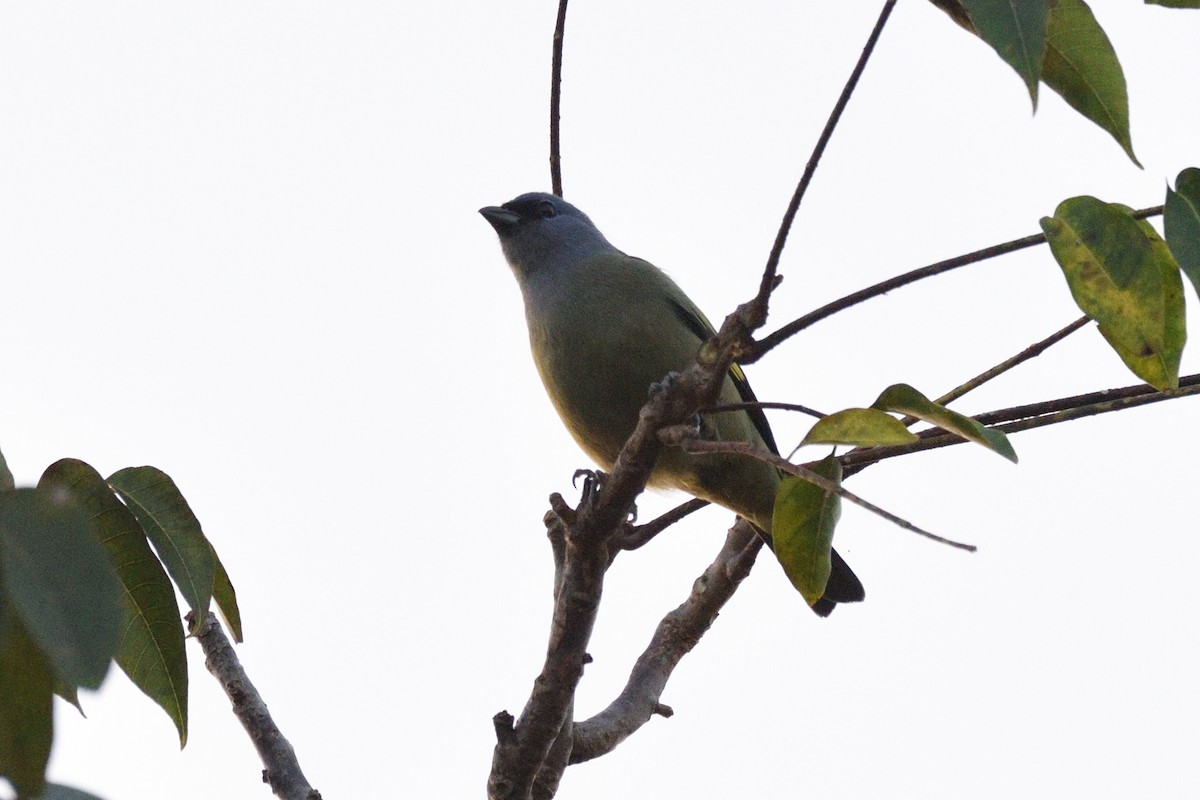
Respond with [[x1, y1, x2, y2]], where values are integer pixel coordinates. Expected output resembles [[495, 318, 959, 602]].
[[612, 498, 710, 552], [549, 0, 569, 197], [569, 520, 763, 763], [488, 286, 772, 798], [840, 375, 1200, 469], [191, 612, 320, 800], [931, 315, 1091, 409], [749, 206, 1164, 361], [668, 433, 974, 551], [758, 0, 898, 300]]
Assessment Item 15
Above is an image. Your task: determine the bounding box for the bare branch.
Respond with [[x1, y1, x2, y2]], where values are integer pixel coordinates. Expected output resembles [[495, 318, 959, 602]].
[[700, 400, 827, 420], [570, 521, 763, 763], [750, 206, 1164, 361], [549, 0, 569, 197], [667, 431, 975, 551], [840, 375, 1200, 469], [758, 0, 899, 300], [191, 612, 321, 800], [931, 316, 1091, 408]]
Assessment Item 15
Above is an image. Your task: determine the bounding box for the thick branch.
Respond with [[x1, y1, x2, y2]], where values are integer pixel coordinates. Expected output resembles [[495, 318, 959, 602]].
[[569, 521, 763, 763], [191, 612, 320, 800], [488, 285, 766, 800]]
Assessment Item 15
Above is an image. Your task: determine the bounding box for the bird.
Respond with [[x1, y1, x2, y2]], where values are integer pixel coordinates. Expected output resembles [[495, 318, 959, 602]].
[[480, 191, 864, 616]]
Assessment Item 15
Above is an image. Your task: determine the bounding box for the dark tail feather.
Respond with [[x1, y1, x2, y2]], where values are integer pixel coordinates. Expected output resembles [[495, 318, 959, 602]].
[[750, 521, 865, 617], [810, 548, 865, 617]]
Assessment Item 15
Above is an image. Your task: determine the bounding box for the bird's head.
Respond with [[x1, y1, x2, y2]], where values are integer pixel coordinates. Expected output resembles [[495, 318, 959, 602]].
[[480, 192, 617, 281]]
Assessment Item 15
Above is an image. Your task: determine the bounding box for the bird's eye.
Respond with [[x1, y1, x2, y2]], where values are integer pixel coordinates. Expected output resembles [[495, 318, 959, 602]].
[[537, 200, 557, 219]]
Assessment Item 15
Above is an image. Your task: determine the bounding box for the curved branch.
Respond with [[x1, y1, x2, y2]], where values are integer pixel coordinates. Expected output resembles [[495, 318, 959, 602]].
[[569, 521, 763, 763], [750, 206, 1163, 361], [758, 0, 898, 300]]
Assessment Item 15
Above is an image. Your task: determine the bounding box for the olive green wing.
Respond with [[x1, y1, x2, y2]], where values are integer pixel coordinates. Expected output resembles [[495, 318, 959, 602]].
[[665, 297, 780, 457]]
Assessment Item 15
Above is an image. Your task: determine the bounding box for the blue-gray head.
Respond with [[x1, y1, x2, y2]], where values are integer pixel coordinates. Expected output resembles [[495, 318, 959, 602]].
[[479, 192, 619, 282]]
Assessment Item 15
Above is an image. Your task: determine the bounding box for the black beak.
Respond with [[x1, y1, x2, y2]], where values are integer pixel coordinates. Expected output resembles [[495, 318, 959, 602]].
[[479, 205, 520, 234]]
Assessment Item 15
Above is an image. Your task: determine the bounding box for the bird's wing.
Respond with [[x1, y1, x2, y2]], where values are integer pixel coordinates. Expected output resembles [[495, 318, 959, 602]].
[[666, 297, 780, 457]]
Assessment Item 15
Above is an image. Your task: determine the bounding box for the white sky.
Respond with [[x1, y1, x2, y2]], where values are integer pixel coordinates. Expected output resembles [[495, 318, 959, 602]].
[[2, 2, 1198, 799]]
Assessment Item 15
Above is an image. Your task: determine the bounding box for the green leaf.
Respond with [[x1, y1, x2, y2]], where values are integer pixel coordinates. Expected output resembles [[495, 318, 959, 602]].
[[1041, 0, 1139, 165], [0, 613, 54, 799], [0, 448, 13, 492], [928, 0, 977, 32], [54, 682, 83, 715], [959, 0, 1049, 105], [872, 384, 1018, 462], [1041, 197, 1184, 390], [41, 459, 189, 746], [801, 408, 918, 448], [212, 548, 243, 644], [107, 467, 215, 625], [0, 489, 121, 689], [1165, 167, 1200, 301], [772, 456, 843, 607], [1145, 0, 1200, 7]]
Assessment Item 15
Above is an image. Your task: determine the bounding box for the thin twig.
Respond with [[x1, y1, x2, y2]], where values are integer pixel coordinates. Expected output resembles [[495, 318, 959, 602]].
[[614, 498, 710, 552], [840, 375, 1200, 469], [549, 0, 569, 197], [750, 206, 1164, 360], [666, 431, 975, 551], [973, 374, 1200, 426], [932, 315, 1091, 408], [700, 400, 827, 419], [758, 0, 898, 302], [191, 612, 321, 800]]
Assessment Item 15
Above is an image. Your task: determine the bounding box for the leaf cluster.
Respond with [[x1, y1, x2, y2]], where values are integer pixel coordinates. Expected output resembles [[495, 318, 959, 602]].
[[0, 455, 240, 799], [775, 172, 1200, 606]]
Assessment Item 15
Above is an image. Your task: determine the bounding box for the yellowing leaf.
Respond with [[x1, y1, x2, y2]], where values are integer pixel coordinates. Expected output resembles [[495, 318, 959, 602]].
[[801, 408, 918, 448], [1041, 197, 1184, 390], [872, 384, 1018, 463], [771, 455, 842, 607]]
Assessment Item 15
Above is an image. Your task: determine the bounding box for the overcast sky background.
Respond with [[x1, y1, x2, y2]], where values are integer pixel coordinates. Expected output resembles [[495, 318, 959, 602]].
[[2, 2, 1199, 798]]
